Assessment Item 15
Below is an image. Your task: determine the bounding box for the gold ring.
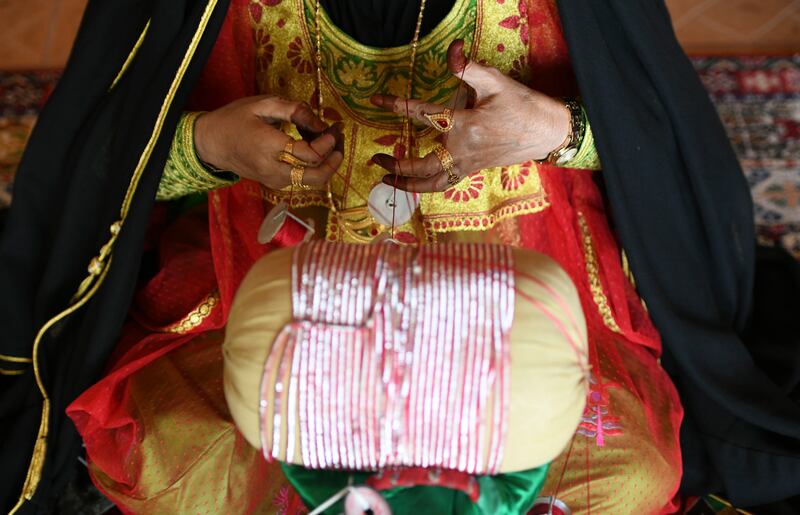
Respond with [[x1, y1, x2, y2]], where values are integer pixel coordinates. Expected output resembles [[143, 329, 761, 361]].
[[431, 145, 461, 186], [279, 140, 312, 168], [279, 151, 311, 168], [423, 107, 455, 133], [290, 166, 311, 190]]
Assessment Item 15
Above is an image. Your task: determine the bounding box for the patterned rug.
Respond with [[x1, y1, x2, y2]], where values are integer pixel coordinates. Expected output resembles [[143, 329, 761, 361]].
[[0, 71, 59, 209], [1, 57, 798, 256], [693, 55, 800, 258]]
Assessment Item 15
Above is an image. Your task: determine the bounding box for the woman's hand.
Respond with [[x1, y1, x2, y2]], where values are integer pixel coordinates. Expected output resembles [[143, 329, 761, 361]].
[[370, 39, 570, 192], [194, 95, 344, 190]]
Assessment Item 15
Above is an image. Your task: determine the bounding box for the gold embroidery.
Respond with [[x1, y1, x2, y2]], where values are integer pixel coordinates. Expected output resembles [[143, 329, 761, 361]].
[[166, 290, 220, 334], [620, 249, 649, 312], [578, 212, 621, 333], [621, 249, 636, 289], [110, 20, 151, 91], [707, 494, 756, 515], [9, 257, 110, 514], [249, 0, 549, 242], [157, 112, 237, 200], [10, 3, 220, 512], [1, 369, 26, 376]]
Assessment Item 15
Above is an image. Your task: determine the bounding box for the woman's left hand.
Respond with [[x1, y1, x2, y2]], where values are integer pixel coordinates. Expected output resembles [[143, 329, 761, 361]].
[[370, 39, 570, 192]]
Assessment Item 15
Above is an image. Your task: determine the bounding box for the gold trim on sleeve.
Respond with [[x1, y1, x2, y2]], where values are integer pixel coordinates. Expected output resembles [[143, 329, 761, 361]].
[[10, 2, 220, 512], [166, 290, 220, 334], [578, 212, 622, 334], [157, 112, 238, 200], [110, 20, 152, 91]]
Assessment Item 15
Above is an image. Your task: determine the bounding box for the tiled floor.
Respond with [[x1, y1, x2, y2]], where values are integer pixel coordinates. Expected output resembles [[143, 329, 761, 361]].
[[0, 0, 88, 69], [0, 0, 798, 69], [669, 0, 800, 53]]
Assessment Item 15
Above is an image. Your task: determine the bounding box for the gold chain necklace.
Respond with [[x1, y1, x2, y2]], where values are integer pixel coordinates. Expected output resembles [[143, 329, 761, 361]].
[[313, 0, 428, 228], [313, 0, 427, 156]]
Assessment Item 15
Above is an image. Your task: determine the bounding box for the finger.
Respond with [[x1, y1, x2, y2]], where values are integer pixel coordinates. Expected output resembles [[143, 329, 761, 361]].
[[298, 150, 344, 187], [447, 39, 501, 98], [253, 96, 328, 133], [370, 95, 466, 132], [382, 172, 451, 193], [372, 152, 443, 179], [369, 94, 436, 121], [292, 134, 335, 165]]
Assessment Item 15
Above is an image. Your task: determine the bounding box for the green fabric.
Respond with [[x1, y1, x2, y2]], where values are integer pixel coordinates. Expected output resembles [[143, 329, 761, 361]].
[[157, 112, 238, 201], [560, 105, 601, 171], [281, 463, 550, 514], [303, 0, 477, 125]]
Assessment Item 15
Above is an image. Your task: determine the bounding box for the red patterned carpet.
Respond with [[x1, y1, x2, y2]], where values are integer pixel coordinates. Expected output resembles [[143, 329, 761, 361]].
[[693, 55, 800, 258], [1, 57, 799, 257], [0, 70, 59, 208]]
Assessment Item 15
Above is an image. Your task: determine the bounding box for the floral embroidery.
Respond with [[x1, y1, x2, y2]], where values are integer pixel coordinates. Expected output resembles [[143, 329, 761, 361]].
[[419, 51, 448, 80], [255, 29, 275, 71], [576, 374, 623, 446], [372, 134, 407, 164], [500, 161, 532, 190], [498, 0, 529, 45], [250, 0, 548, 239], [273, 485, 308, 515], [249, 2, 263, 23], [509, 54, 528, 82], [336, 58, 376, 89], [444, 174, 485, 203], [287, 36, 313, 74], [249, 0, 283, 23]]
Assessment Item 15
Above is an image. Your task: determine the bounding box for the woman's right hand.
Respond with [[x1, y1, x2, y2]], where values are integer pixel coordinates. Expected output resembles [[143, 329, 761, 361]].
[[194, 95, 344, 190]]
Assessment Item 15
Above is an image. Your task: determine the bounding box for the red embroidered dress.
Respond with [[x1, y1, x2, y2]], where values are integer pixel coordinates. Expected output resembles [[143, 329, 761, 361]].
[[67, 1, 684, 513]]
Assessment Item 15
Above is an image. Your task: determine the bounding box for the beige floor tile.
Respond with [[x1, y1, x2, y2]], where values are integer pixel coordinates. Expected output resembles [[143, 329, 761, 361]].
[[702, 0, 797, 35], [666, 0, 800, 52], [43, 0, 88, 67], [0, 0, 54, 69]]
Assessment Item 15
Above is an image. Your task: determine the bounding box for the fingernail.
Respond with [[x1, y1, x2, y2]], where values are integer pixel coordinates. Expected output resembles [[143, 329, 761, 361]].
[[372, 154, 391, 170], [369, 95, 382, 107]]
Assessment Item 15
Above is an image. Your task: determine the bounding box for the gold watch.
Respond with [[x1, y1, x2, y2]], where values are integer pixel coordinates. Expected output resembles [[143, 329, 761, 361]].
[[541, 99, 586, 166]]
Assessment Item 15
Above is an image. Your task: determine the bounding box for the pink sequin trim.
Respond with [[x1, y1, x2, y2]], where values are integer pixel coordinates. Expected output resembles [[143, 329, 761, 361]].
[[259, 242, 514, 475]]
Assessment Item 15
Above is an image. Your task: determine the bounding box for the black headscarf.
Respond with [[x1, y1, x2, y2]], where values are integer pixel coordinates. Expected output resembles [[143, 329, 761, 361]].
[[557, 0, 800, 506], [2, 0, 799, 512], [0, 0, 230, 512]]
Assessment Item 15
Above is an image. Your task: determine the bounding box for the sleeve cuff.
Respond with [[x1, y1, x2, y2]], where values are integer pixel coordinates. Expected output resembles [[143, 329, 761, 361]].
[[156, 112, 239, 201], [560, 105, 601, 171]]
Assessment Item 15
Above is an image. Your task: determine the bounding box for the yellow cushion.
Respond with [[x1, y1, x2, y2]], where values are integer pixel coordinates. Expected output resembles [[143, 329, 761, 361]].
[[223, 245, 587, 473]]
